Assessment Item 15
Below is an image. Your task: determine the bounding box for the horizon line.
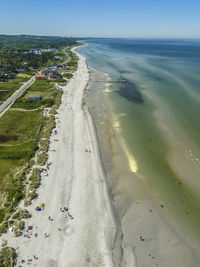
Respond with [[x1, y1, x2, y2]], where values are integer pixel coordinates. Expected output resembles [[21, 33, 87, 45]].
[[0, 33, 200, 40]]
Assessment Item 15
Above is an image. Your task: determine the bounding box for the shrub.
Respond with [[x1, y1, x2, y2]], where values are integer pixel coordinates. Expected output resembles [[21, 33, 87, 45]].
[[0, 247, 16, 267], [0, 209, 5, 223], [7, 188, 23, 203]]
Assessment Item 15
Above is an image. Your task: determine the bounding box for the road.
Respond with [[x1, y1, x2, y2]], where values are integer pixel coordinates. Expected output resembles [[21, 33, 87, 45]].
[[0, 76, 35, 113], [64, 54, 71, 64]]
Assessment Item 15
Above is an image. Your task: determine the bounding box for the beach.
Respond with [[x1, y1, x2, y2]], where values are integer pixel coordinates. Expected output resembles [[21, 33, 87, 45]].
[[0, 47, 117, 267]]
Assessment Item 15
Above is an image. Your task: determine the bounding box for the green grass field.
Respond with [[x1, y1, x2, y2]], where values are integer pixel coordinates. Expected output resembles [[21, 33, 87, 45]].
[[0, 110, 42, 219], [0, 74, 32, 103], [0, 110, 42, 144], [0, 81, 22, 103], [0, 81, 21, 91]]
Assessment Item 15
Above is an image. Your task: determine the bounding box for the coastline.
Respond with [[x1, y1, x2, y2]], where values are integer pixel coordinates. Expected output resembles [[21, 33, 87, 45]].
[[0, 43, 199, 267], [0, 46, 118, 266]]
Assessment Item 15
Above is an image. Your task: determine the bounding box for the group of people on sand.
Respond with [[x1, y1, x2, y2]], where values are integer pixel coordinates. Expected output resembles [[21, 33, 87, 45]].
[[46, 207, 74, 233], [19, 129, 76, 266], [23, 225, 38, 239], [19, 255, 38, 267], [46, 162, 52, 170], [60, 207, 74, 219], [48, 216, 53, 221], [85, 148, 92, 153], [18, 165, 75, 266], [60, 206, 68, 212], [44, 233, 51, 238]]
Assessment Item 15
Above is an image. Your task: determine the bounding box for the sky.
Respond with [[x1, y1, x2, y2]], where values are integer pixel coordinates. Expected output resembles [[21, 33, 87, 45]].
[[0, 0, 200, 38]]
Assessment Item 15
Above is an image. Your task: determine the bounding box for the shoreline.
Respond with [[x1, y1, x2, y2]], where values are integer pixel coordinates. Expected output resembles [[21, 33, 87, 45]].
[[0, 45, 119, 266], [84, 66, 138, 266]]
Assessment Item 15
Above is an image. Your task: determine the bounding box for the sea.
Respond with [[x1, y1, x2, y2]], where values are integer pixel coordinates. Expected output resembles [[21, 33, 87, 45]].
[[77, 39, 200, 248]]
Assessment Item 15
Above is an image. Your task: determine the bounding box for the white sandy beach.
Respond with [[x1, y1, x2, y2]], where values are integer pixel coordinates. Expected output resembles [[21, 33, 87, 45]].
[[0, 48, 117, 267]]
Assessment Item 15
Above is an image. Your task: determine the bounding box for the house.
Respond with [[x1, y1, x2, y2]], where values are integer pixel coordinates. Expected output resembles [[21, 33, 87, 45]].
[[3, 64, 11, 68], [0, 71, 8, 79], [16, 68, 25, 73], [28, 48, 56, 55], [28, 94, 43, 101], [41, 68, 62, 79], [35, 74, 47, 79], [48, 62, 57, 67], [42, 67, 58, 74], [54, 56, 62, 61], [49, 71, 62, 79]]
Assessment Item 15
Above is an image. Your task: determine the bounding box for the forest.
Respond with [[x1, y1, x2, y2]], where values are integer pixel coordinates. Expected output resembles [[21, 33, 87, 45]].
[[0, 35, 76, 50]]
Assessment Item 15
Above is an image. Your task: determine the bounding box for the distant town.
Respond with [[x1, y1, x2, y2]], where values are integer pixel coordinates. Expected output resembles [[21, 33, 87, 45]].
[[1, 48, 66, 80]]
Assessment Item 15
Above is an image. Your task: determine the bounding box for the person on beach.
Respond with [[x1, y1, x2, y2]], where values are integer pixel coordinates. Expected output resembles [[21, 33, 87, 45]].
[[48, 216, 53, 221], [68, 212, 74, 219]]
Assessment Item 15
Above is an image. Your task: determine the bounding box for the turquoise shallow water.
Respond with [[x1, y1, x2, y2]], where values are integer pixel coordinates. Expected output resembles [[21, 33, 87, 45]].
[[77, 39, 200, 244]]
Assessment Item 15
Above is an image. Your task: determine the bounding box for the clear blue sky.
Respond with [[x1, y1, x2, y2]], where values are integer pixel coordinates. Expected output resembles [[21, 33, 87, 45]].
[[0, 0, 200, 38]]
